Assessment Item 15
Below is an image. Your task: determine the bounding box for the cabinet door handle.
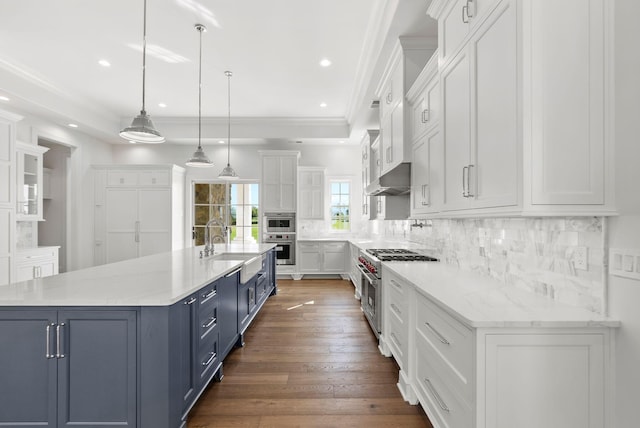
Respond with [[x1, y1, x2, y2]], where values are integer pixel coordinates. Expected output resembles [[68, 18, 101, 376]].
[[386, 92, 392, 104], [421, 109, 430, 123], [421, 184, 430, 206], [462, 4, 469, 23], [390, 279, 402, 291], [462, 166, 468, 197], [135, 221, 140, 243], [466, 164, 474, 198], [202, 352, 217, 367], [202, 317, 217, 329], [390, 332, 402, 348], [466, 0, 475, 17], [184, 297, 197, 305], [390, 303, 402, 317], [424, 378, 450, 412], [425, 322, 450, 345], [225, 268, 242, 278], [45, 323, 55, 359], [56, 323, 65, 359]]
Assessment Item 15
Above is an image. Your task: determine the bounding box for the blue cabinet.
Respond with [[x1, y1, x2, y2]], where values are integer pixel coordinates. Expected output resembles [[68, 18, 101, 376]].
[[0, 309, 137, 428], [218, 269, 240, 361]]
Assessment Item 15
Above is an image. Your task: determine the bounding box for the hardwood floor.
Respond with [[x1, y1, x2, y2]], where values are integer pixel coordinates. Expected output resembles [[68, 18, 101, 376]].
[[188, 278, 433, 428]]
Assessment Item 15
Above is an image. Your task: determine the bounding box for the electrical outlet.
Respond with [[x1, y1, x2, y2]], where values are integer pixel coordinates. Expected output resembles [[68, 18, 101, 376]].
[[574, 246, 588, 270]]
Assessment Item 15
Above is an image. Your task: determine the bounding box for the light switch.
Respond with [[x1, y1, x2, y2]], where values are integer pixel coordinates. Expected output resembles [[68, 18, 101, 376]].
[[610, 248, 640, 281]]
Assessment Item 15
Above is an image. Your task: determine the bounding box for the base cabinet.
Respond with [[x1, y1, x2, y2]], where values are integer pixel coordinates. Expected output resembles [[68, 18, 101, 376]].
[[15, 246, 59, 282], [0, 309, 137, 428], [297, 241, 347, 275]]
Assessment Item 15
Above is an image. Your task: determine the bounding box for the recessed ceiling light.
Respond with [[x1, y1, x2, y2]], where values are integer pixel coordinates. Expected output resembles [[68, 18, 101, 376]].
[[158, 103, 167, 108], [0, 95, 9, 102], [98, 59, 111, 67], [218, 140, 225, 144], [320, 58, 331, 67], [68, 123, 78, 128], [320, 102, 327, 108]]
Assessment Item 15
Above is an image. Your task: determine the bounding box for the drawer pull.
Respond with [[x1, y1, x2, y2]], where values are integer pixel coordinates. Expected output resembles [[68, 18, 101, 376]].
[[202, 352, 217, 367], [389, 279, 403, 291], [202, 317, 217, 329], [45, 323, 55, 359], [184, 297, 197, 305], [425, 322, 450, 345], [390, 303, 402, 317], [421, 109, 430, 123], [202, 289, 217, 300], [225, 268, 242, 278], [424, 378, 450, 413]]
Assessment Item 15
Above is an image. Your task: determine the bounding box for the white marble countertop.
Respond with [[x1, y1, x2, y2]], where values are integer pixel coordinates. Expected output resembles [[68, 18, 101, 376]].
[[0, 243, 275, 307], [383, 262, 620, 328]]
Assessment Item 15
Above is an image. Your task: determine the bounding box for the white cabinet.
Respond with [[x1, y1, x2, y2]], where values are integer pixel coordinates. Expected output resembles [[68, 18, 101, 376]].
[[93, 165, 185, 265], [428, 0, 615, 216], [440, 0, 518, 213], [376, 38, 437, 176], [378, 268, 614, 428], [260, 151, 299, 213], [0, 110, 21, 286], [298, 167, 324, 220], [361, 131, 378, 220], [15, 246, 59, 282], [297, 240, 347, 275], [15, 142, 49, 221], [348, 243, 362, 299]]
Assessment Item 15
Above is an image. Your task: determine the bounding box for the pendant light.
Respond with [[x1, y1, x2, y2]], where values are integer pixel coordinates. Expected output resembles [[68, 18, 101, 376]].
[[218, 71, 239, 179], [186, 24, 214, 168], [119, 0, 165, 143]]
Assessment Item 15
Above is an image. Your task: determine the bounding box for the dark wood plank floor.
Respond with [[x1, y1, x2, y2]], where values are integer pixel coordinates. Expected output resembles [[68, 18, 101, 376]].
[[188, 278, 433, 428]]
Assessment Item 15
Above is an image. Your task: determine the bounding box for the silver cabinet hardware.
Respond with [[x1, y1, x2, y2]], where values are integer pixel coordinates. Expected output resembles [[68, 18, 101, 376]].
[[462, 3, 469, 23], [425, 322, 451, 345], [386, 91, 393, 104], [421, 184, 430, 206], [225, 268, 242, 278], [134, 221, 140, 243], [466, 0, 475, 17], [390, 303, 402, 317], [390, 279, 402, 291], [45, 323, 55, 359], [202, 289, 217, 300], [202, 352, 216, 367], [56, 323, 65, 359], [424, 378, 450, 412], [202, 317, 216, 329], [422, 109, 430, 123], [184, 297, 197, 305], [466, 164, 474, 197], [462, 166, 468, 197]]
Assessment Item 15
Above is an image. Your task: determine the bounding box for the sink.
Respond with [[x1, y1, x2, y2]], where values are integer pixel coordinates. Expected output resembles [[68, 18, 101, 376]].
[[212, 253, 263, 283]]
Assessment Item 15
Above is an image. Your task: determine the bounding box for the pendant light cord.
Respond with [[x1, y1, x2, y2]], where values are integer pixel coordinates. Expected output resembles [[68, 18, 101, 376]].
[[226, 71, 232, 166], [141, 0, 147, 114], [197, 25, 203, 150]]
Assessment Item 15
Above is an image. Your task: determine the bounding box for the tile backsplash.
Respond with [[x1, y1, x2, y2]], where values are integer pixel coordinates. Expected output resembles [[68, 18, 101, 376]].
[[371, 217, 605, 314]]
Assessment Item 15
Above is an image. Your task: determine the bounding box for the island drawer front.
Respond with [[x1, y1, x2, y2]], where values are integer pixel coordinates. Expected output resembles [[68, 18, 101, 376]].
[[199, 282, 219, 311], [198, 330, 220, 381], [199, 304, 218, 341], [387, 278, 409, 325], [387, 310, 408, 370], [415, 337, 473, 428], [415, 291, 473, 391]]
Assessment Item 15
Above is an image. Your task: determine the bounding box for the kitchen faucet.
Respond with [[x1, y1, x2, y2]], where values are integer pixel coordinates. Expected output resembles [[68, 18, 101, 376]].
[[203, 217, 230, 257]]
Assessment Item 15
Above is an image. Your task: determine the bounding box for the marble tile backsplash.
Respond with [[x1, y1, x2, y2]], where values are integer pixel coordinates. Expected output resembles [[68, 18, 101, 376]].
[[16, 221, 37, 249], [371, 217, 605, 313]]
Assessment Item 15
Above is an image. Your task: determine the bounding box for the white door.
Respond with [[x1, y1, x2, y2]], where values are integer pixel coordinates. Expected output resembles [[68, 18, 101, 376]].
[[105, 188, 138, 263]]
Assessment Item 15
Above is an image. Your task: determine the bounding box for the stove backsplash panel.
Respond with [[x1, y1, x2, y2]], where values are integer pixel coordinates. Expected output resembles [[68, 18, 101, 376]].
[[370, 217, 605, 314]]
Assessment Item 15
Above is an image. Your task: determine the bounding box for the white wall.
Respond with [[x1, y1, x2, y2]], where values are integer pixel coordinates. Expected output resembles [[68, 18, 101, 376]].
[[609, 0, 640, 425], [15, 114, 113, 271]]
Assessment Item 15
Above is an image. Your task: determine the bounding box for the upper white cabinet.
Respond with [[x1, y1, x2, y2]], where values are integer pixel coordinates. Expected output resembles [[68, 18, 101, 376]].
[[298, 167, 325, 220], [407, 56, 443, 217], [260, 151, 300, 213], [426, 0, 614, 216], [376, 37, 437, 177], [16, 142, 49, 221], [93, 165, 185, 266], [361, 130, 378, 220], [0, 110, 21, 286]]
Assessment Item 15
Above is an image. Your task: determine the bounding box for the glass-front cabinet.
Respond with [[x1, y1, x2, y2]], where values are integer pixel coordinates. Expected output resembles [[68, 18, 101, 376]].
[[16, 142, 48, 221]]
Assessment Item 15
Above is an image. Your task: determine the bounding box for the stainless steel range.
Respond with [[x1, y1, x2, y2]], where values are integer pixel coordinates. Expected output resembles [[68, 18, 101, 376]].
[[357, 248, 438, 338]]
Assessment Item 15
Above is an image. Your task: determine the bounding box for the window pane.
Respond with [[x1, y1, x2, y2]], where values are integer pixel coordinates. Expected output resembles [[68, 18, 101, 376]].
[[249, 184, 259, 205], [341, 182, 350, 193], [340, 195, 349, 205], [331, 182, 340, 194], [194, 206, 210, 226], [210, 184, 226, 204], [331, 195, 340, 205], [194, 184, 210, 204]]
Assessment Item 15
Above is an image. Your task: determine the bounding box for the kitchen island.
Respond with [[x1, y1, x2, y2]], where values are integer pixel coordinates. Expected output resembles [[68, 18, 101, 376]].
[[0, 243, 276, 428]]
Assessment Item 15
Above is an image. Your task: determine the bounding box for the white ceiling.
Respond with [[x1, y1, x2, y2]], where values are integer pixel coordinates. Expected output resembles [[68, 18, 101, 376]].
[[0, 0, 436, 145]]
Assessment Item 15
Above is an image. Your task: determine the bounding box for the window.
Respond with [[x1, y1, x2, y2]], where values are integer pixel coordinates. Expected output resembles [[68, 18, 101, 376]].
[[330, 180, 350, 231], [193, 182, 259, 246]]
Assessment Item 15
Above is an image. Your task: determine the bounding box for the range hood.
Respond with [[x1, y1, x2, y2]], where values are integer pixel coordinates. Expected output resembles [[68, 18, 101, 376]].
[[366, 163, 411, 196]]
